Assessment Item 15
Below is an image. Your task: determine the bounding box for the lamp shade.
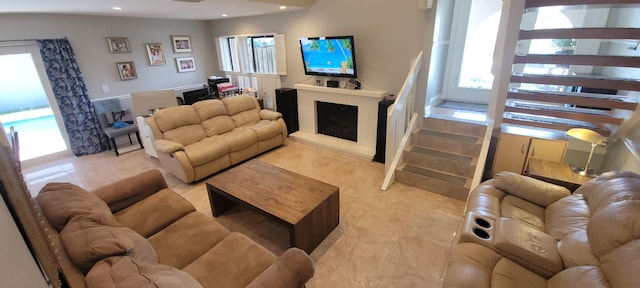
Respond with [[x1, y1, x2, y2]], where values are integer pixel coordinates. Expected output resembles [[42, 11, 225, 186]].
[[566, 128, 606, 145]]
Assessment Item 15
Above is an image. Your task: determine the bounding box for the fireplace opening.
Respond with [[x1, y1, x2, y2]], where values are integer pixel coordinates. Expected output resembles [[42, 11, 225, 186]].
[[316, 101, 358, 142]]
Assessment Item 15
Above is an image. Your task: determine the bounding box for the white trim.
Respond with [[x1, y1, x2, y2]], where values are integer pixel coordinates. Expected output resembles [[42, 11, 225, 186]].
[[97, 83, 206, 100], [381, 113, 418, 191]]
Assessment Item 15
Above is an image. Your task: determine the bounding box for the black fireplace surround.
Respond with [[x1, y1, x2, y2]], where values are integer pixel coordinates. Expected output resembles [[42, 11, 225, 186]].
[[316, 101, 358, 142]]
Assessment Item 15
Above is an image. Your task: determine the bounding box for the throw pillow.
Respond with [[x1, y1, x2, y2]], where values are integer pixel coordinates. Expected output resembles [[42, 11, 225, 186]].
[[60, 214, 157, 274], [86, 256, 203, 288], [36, 182, 115, 231]]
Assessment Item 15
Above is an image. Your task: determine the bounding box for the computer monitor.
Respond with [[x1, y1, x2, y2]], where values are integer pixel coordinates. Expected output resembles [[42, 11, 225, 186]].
[[183, 88, 212, 105]]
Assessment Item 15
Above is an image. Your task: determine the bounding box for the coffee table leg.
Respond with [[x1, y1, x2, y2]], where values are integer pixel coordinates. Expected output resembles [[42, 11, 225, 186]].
[[207, 185, 235, 217], [291, 191, 339, 254]]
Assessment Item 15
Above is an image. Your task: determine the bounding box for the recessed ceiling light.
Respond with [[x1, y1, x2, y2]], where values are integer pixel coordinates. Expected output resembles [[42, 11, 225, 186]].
[[280, 6, 287, 9], [222, 14, 228, 17], [112, 6, 122, 10]]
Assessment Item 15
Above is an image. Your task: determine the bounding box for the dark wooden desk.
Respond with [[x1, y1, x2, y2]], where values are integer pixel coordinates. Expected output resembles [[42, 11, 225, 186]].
[[525, 158, 591, 192], [206, 159, 339, 254]]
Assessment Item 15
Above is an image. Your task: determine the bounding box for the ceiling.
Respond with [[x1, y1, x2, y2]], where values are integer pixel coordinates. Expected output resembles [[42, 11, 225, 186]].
[[0, 0, 315, 20]]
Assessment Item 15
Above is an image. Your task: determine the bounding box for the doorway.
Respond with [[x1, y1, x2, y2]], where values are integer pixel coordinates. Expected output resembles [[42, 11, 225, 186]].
[[0, 44, 70, 165], [442, 0, 502, 104]]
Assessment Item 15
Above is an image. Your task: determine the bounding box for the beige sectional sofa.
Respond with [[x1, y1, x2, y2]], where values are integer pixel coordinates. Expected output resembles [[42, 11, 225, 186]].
[[145, 94, 288, 183], [441, 170, 640, 287], [35, 169, 314, 288]]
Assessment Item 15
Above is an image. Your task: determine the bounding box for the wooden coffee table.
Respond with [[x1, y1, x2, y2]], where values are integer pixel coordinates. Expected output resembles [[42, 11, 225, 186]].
[[205, 159, 340, 254]]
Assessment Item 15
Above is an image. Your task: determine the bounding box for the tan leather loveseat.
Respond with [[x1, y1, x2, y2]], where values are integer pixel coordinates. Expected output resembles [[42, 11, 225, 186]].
[[442, 171, 640, 287], [145, 94, 288, 183], [35, 169, 314, 288]]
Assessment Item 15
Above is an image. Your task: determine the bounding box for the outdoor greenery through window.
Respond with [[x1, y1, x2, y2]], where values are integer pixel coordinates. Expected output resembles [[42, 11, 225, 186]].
[[216, 34, 286, 75]]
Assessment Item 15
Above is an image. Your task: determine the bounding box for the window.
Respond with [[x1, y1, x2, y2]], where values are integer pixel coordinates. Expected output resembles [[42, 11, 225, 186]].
[[216, 34, 286, 75]]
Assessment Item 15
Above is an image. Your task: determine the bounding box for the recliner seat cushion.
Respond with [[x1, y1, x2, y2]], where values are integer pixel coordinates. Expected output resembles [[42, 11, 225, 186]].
[[114, 189, 195, 237], [148, 212, 231, 269], [250, 120, 283, 140], [500, 195, 545, 231], [443, 242, 546, 288], [183, 137, 229, 167], [183, 233, 277, 288], [86, 256, 203, 288], [547, 266, 609, 287], [557, 230, 598, 267], [218, 127, 258, 152]]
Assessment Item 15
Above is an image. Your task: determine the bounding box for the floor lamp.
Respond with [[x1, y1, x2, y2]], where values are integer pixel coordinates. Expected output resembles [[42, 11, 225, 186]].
[[566, 128, 606, 177]]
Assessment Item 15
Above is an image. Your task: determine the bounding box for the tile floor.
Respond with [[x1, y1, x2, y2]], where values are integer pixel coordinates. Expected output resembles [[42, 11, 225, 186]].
[[22, 140, 465, 288]]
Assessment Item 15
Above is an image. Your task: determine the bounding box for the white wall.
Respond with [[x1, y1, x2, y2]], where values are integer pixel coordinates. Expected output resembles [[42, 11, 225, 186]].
[[0, 194, 48, 287], [209, 0, 435, 100], [0, 14, 217, 100], [601, 139, 640, 173]]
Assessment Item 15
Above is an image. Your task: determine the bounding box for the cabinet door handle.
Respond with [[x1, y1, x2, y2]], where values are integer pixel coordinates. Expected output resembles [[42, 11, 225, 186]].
[[520, 144, 526, 154], [531, 147, 536, 157]]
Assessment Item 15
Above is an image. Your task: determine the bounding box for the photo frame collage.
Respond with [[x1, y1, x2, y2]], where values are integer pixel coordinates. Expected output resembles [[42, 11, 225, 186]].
[[107, 35, 196, 81]]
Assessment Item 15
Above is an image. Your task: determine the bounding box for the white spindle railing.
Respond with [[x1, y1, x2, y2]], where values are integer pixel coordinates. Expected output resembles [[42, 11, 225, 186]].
[[381, 52, 424, 190]]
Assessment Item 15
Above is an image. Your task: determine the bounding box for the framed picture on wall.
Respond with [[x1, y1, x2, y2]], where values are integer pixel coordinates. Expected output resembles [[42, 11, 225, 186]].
[[171, 35, 192, 53], [176, 57, 196, 73], [116, 61, 137, 80], [145, 43, 166, 66], [107, 37, 130, 53]]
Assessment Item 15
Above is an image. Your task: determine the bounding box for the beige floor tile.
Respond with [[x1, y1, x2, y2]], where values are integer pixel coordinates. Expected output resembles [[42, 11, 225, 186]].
[[22, 139, 465, 287]]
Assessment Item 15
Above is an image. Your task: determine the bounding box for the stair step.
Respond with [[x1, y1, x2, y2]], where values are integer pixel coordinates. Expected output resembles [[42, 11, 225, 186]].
[[411, 133, 482, 157], [405, 146, 476, 178], [409, 146, 473, 164], [423, 117, 487, 137], [401, 164, 468, 186], [416, 129, 480, 143], [396, 164, 470, 201]]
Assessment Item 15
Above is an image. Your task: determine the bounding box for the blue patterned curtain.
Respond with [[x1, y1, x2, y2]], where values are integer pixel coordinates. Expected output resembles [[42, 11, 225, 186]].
[[37, 38, 106, 156]]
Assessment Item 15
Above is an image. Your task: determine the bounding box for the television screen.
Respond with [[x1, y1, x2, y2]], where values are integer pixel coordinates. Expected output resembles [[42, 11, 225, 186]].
[[299, 36, 357, 78]]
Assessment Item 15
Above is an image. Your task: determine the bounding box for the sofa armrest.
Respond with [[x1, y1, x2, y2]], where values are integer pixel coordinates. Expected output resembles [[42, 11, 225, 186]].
[[92, 169, 168, 213], [260, 109, 283, 121], [153, 139, 184, 154], [494, 171, 570, 207], [246, 248, 315, 288]]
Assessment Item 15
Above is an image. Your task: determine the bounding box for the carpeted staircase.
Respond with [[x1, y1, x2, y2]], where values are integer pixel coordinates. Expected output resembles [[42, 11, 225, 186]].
[[395, 117, 487, 201]]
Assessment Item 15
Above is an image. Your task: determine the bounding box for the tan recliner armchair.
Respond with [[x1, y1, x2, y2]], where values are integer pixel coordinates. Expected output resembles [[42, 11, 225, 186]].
[[442, 171, 640, 287]]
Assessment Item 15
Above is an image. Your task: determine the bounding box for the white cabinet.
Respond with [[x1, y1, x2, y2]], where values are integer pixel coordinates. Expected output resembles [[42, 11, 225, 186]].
[[136, 116, 157, 158], [492, 128, 567, 175]]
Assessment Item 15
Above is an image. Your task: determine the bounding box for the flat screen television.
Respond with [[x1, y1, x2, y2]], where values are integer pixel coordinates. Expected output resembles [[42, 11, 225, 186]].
[[298, 35, 357, 78]]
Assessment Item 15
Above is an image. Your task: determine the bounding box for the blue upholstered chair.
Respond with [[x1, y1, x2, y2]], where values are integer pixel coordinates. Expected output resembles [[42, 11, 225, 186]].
[[93, 99, 143, 156]]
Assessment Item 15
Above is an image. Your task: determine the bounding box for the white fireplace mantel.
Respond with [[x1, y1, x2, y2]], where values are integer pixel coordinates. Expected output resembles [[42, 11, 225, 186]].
[[291, 83, 387, 159]]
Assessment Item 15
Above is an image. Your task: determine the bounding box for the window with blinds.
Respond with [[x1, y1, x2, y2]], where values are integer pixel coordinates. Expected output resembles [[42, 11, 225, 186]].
[[499, 0, 640, 138]]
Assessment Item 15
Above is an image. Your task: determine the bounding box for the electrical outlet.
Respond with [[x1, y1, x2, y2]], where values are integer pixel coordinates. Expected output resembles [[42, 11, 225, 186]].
[[102, 85, 110, 93]]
